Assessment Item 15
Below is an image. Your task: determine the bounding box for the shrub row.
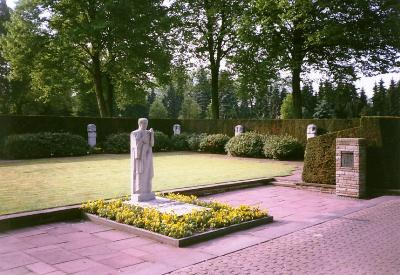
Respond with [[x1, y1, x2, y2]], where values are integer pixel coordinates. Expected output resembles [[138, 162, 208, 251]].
[[2, 132, 88, 159], [2, 130, 303, 161]]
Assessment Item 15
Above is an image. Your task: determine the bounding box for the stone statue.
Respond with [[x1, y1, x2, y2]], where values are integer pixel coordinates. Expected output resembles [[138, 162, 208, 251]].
[[130, 118, 155, 202], [235, 125, 244, 136], [173, 124, 181, 135], [306, 124, 317, 139], [87, 124, 97, 148]]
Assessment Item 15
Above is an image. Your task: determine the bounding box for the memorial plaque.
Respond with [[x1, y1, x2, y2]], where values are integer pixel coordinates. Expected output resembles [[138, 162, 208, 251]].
[[341, 151, 354, 168]]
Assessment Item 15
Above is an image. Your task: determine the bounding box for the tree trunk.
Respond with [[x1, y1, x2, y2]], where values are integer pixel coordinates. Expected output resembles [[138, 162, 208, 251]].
[[92, 52, 109, 117], [211, 64, 220, 119], [291, 65, 302, 118], [104, 74, 114, 117]]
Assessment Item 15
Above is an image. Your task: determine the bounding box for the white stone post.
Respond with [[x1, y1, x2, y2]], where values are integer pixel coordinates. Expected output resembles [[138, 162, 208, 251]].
[[336, 138, 366, 198], [173, 124, 181, 135], [235, 125, 244, 136], [306, 124, 317, 139], [87, 124, 97, 148]]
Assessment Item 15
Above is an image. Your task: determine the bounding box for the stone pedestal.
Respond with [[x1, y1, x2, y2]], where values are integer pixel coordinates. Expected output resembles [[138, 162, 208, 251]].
[[336, 138, 366, 198], [235, 125, 244, 136], [87, 124, 97, 148], [173, 124, 181, 135], [306, 124, 317, 139]]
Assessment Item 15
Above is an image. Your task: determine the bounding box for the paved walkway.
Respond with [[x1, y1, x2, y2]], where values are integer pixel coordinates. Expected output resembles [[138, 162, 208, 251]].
[[0, 186, 399, 275]]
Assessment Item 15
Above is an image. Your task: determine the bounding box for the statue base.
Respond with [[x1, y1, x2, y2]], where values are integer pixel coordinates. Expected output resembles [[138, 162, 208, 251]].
[[131, 192, 156, 202]]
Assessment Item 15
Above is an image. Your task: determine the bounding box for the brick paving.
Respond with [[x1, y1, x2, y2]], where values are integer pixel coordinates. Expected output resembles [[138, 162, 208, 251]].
[[171, 199, 400, 275], [0, 185, 399, 274]]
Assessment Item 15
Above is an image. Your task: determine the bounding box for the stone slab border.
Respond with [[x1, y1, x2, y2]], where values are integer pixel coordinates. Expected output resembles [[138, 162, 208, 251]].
[[159, 177, 273, 196], [0, 205, 82, 231], [83, 213, 273, 247]]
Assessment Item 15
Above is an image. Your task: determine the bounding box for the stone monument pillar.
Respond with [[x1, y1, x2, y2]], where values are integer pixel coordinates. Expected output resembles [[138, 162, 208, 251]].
[[235, 125, 244, 136], [336, 138, 366, 198], [130, 118, 155, 202], [87, 124, 97, 148], [173, 124, 181, 135], [306, 124, 317, 139]]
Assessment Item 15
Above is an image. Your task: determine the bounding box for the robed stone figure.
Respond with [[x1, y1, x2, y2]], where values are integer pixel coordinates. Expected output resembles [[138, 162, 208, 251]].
[[130, 118, 155, 202]]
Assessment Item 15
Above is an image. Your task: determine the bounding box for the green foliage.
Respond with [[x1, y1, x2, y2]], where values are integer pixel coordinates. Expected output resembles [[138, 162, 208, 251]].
[[149, 98, 168, 119], [187, 133, 208, 151], [81, 194, 268, 239], [3, 132, 88, 159], [280, 94, 296, 119], [313, 99, 335, 119], [225, 132, 265, 158], [170, 134, 189, 151], [153, 131, 171, 152], [199, 134, 230, 154], [179, 95, 201, 119], [104, 133, 129, 154], [263, 135, 304, 160]]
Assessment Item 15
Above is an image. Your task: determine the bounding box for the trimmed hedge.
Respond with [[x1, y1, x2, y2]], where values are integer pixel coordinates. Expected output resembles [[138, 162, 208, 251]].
[[225, 132, 265, 157], [263, 135, 304, 160], [0, 115, 359, 148], [104, 133, 130, 154], [153, 131, 171, 152], [2, 132, 88, 159], [199, 134, 230, 154], [170, 134, 189, 151], [187, 133, 207, 151], [302, 127, 360, 185]]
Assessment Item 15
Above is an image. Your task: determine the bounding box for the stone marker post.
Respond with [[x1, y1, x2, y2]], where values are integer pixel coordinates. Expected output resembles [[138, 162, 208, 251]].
[[87, 124, 97, 148], [336, 138, 366, 198], [235, 125, 244, 136], [306, 124, 317, 139], [130, 118, 155, 202], [173, 124, 181, 135]]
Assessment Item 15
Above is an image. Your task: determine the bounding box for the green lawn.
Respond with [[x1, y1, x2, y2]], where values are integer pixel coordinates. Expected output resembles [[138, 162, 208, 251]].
[[0, 152, 295, 215]]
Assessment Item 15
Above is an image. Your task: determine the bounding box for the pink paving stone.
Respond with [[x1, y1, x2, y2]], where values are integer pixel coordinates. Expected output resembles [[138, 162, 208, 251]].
[[0, 236, 36, 254], [72, 244, 119, 257], [119, 261, 176, 275], [0, 251, 38, 271], [122, 247, 152, 258], [46, 272, 66, 275], [0, 266, 35, 275], [26, 261, 57, 274], [69, 221, 112, 233], [135, 242, 214, 268], [19, 233, 66, 247], [106, 237, 156, 250], [58, 232, 93, 242], [72, 265, 118, 275], [54, 258, 104, 273], [90, 252, 144, 269], [93, 230, 134, 241], [25, 245, 82, 265], [60, 235, 109, 250]]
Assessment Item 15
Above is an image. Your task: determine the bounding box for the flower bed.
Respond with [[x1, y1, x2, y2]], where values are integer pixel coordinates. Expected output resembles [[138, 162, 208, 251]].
[[81, 194, 269, 240]]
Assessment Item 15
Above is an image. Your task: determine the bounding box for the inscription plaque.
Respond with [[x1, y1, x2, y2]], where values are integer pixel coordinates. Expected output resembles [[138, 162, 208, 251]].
[[341, 151, 354, 168]]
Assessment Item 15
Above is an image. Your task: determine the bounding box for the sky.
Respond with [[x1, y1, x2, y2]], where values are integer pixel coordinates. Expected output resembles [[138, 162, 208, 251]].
[[5, 0, 400, 98]]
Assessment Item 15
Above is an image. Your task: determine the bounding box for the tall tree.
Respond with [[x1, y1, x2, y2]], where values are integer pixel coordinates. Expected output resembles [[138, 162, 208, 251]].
[[0, 0, 10, 113], [387, 79, 400, 116], [170, 0, 244, 119], [192, 68, 211, 118], [246, 0, 400, 118], [2, 0, 171, 117], [372, 79, 388, 115]]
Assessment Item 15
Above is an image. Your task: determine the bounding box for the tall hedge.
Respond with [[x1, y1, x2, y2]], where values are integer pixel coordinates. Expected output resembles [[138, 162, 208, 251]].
[[0, 115, 359, 148], [302, 117, 400, 190]]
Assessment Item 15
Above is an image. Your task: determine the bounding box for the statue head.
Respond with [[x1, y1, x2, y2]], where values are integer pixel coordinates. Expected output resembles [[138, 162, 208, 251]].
[[138, 118, 148, 130]]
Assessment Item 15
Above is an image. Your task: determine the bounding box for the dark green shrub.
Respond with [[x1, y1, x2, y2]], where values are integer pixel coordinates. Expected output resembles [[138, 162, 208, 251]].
[[199, 134, 230, 154], [263, 135, 304, 160], [104, 133, 129, 153], [187, 133, 207, 151], [170, 134, 189, 151], [225, 132, 266, 157], [3, 132, 88, 159], [153, 131, 171, 152]]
